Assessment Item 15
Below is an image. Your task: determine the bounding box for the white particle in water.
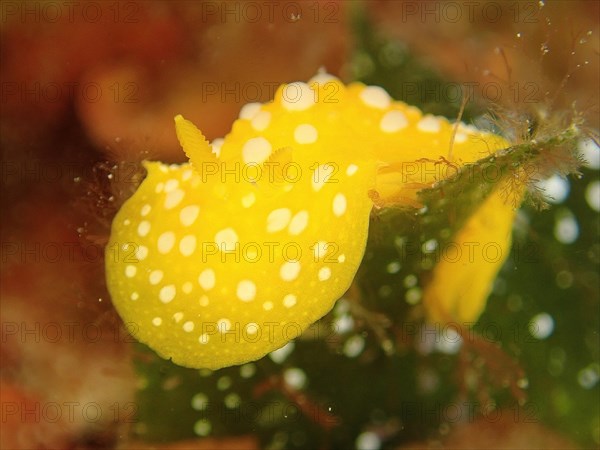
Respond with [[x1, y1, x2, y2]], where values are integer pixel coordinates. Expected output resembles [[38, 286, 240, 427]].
[[585, 181, 600, 212], [577, 364, 600, 389], [356, 431, 381, 450], [343, 335, 366, 358], [535, 174, 570, 204], [529, 312, 554, 340], [283, 367, 308, 390], [193, 419, 211, 436], [434, 327, 462, 354], [333, 314, 354, 334], [191, 393, 208, 410], [579, 138, 600, 169], [554, 213, 579, 244]]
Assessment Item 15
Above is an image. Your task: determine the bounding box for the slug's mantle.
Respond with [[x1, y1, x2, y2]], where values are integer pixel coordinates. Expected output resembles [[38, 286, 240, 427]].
[[105, 73, 511, 369]]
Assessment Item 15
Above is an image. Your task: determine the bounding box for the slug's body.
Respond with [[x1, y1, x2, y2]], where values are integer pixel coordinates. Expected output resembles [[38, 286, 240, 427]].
[[106, 73, 511, 369]]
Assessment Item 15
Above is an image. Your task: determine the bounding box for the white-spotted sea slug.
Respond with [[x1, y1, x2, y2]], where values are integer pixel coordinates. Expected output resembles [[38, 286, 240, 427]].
[[105, 72, 515, 369]]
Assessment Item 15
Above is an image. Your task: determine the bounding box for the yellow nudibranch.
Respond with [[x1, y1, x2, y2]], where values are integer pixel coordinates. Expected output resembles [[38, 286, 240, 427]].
[[106, 72, 513, 369]]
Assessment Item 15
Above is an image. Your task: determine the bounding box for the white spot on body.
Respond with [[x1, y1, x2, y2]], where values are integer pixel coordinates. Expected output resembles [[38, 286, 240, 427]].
[[237, 280, 256, 302], [333, 193, 347, 216], [281, 82, 315, 111], [238, 102, 261, 120], [267, 208, 292, 233], [380, 110, 408, 132], [179, 205, 200, 226], [313, 241, 328, 260], [318, 267, 331, 281], [198, 269, 216, 290], [152, 317, 162, 326], [360, 86, 391, 109], [136, 245, 148, 261], [164, 179, 179, 193], [149, 270, 163, 285], [263, 301, 274, 311], [417, 115, 442, 133], [157, 232, 176, 254], [288, 211, 309, 235], [173, 312, 184, 323], [242, 137, 272, 164], [346, 164, 358, 176], [140, 204, 151, 216], [454, 132, 468, 143], [215, 228, 239, 251], [125, 265, 137, 278], [164, 189, 185, 209], [241, 192, 256, 208], [311, 164, 336, 192], [183, 321, 195, 332], [179, 235, 197, 256], [280, 261, 301, 281], [283, 294, 297, 308], [251, 111, 271, 131], [137, 221, 151, 237], [159, 285, 176, 303], [309, 71, 339, 85], [217, 318, 231, 333], [294, 124, 318, 144]]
